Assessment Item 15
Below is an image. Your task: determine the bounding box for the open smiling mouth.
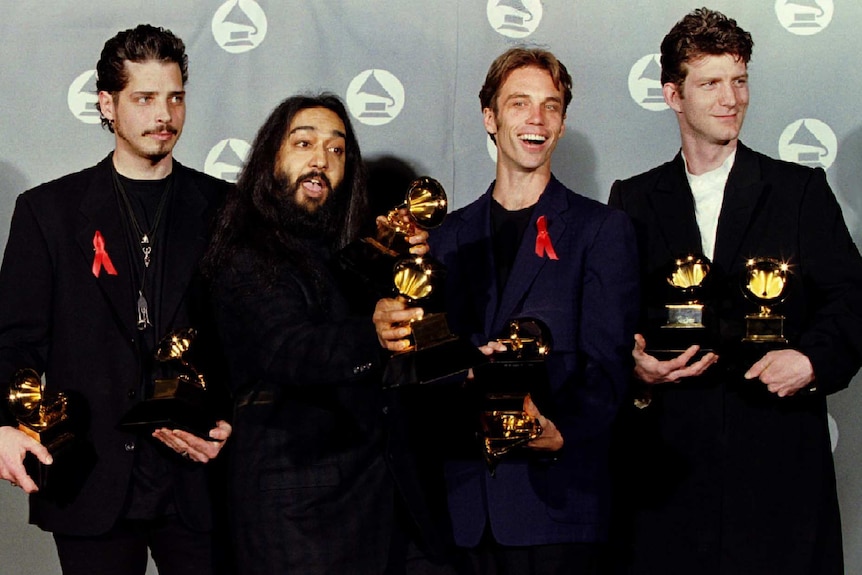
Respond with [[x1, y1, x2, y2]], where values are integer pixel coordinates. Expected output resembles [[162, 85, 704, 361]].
[[519, 134, 547, 145]]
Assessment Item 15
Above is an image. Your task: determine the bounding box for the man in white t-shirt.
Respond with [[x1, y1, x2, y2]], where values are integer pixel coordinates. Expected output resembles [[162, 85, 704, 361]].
[[608, 7, 862, 575]]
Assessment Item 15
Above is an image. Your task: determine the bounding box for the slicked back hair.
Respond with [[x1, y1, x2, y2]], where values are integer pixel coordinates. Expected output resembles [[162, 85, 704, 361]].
[[95, 24, 188, 132]]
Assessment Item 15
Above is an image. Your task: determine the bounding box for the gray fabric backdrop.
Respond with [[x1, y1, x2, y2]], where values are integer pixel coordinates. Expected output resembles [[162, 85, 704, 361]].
[[1, 2, 859, 572]]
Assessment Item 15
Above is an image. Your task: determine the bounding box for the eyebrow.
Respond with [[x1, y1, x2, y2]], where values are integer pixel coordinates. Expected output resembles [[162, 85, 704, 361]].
[[128, 90, 186, 96], [504, 92, 562, 105], [289, 125, 347, 139]]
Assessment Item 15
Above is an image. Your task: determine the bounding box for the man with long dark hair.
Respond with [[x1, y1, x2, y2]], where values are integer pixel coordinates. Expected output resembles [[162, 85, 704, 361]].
[[0, 24, 232, 575], [202, 93, 445, 574], [609, 8, 862, 574]]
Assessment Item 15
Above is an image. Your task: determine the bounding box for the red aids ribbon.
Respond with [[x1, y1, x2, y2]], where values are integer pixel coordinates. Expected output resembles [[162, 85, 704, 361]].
[[535, 216, 559, 260], [92, 231, 118, 277]]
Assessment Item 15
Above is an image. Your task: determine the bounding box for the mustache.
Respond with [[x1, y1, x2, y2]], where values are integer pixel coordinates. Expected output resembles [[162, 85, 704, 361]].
[[296, 170, 332, 191], [143, 124, 179, 136]]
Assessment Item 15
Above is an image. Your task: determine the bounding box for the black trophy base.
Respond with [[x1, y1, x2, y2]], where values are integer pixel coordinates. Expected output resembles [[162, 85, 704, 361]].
[[645, 325, 713, 361], [24, 435, 96, 503], [383, 336, 487, 387], [118, 398, 218, 440], [743, 315, 787, 345]]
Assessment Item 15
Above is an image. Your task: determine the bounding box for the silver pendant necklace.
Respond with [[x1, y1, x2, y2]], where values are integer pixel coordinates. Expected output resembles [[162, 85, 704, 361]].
[[111, 167, 173, 331]]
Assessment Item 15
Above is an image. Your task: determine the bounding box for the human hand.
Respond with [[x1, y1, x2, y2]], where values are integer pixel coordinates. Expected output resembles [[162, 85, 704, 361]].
[[632, 333, 718, 384], [375, 212, 429, 256], [373, 298, 424, 352], [478, 340, 507, 356], [152, 420, 232, 463], [524, 395, 564, 452], [744, 349, 814, 397], [0, 425, 51, 493]]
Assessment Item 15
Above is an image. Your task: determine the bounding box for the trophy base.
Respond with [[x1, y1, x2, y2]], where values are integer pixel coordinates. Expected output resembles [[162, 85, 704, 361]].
[[645, 325, 713, 361], [383, 335, 487, 387], [743, 314, 787, 344], [118, 397, 218, 440], [23, 434, 96, 502]]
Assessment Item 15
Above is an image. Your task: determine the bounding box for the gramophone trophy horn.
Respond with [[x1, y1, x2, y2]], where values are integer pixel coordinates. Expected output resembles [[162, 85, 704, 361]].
[[741, 257, 790, 345], [472, 318, 551, 471], [383, 256, 487, 387], [118, 327, 218, 439], [335, 176, 448, 297], [7, 368, 77, 490]]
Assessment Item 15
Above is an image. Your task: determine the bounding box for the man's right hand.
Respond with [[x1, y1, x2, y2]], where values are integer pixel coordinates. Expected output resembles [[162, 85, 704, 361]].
[[373, 298, 424, 352], [632, 333, 718, 384], [0, 425, 51, 493]]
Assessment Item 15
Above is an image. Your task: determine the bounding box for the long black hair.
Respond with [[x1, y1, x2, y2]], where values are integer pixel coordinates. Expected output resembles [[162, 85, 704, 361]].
[[202, 93, 367, 297]]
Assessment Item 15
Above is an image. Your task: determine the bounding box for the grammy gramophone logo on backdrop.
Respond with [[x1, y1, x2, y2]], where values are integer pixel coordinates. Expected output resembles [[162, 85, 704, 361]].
[[212, 0, 268, 53], [486, 0, 543, 39], [204, 138, 251, 183], [347, 70, 405, 126]]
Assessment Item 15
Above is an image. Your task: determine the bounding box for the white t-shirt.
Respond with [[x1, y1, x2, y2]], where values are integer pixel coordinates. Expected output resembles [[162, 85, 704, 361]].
[[683, 150, 736, 261]]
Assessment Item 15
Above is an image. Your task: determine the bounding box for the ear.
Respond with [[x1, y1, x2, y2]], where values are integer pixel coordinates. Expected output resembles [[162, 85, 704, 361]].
[[663, 83, 683, 113], [97, 91, 115, 122], [559, 115, 566, 139], [482, 107, 497, 138]]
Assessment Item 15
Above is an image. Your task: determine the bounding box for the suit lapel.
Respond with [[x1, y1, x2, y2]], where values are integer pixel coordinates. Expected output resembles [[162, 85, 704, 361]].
[[454, 190, 499, 338], [713, 144, 765, 272], [491, 178, 567, 337], [76, 155, 137, 339], [158, 162, 210, 332], [649, 154, 703, 258]]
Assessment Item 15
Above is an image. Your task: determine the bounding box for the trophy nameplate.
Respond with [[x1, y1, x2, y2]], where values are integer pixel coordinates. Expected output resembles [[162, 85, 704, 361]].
[[647, 254, 713, 359], [741, 257, 790, 346], [118, 328, 218, 439], [472, 318, 550, 471], [383, 256, 486, 387], [7, 368, 82, 492], [336, 176, 448, 296]]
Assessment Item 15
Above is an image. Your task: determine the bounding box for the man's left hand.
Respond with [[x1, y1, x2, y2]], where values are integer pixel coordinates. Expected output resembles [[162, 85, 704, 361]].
[[524, 395, 564, 452], [744, 349, 815, 397], [153, 420, 232, 463]]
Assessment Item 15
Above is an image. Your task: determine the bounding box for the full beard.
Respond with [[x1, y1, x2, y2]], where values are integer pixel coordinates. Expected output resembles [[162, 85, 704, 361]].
[[275, 171, 344, 241]]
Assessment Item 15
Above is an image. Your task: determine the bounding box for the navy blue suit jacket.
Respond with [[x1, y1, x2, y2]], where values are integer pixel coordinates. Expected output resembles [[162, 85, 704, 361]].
[[429, 176, 639, 546]]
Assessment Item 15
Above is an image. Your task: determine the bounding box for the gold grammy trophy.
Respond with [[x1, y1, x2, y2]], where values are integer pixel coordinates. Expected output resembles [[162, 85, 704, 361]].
[[741, 257, 790, 344], [336, 176, 448, 295], [473, 318, 550, 471], [118, 328, 217, 438], [383, 256, 486, 387], [646, 254, 713, 359], [7, 368, 76, 489]]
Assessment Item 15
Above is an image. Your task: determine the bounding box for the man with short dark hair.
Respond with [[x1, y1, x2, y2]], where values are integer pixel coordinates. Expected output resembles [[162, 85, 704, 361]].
[[609, 8, 862, 574], [378, 46, 640, 574], [0, 24, 232, 575]]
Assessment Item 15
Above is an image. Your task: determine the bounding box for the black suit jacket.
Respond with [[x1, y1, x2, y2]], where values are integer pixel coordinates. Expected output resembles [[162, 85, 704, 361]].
[[210, 245, 399, 575], [608, 143, 862, 574], [0, 154, 230, 535]]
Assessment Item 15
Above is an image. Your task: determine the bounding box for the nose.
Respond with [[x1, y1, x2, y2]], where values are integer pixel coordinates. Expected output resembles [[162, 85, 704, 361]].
[[309, 144, 328, 170], [154, 98, 172, 125], [527, 102, 545, 125], [717, 83, 737, 108]]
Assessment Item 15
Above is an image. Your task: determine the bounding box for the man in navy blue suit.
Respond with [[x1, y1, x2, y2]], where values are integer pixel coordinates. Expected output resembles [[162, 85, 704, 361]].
[[376, 46, 639, 574]]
